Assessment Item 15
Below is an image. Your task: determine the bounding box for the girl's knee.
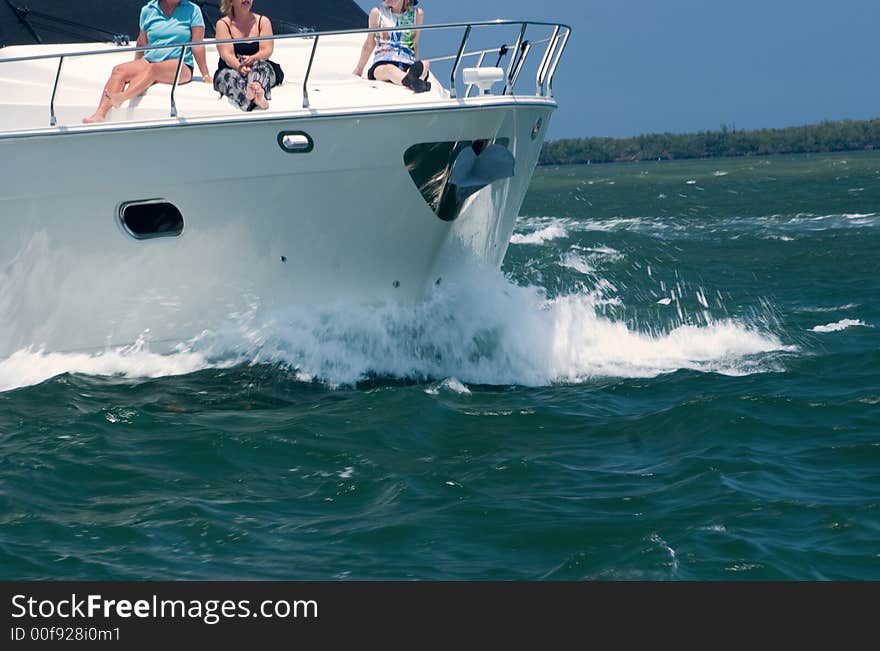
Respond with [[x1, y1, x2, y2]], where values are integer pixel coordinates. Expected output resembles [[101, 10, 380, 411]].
[[375, 68, 395, 82]]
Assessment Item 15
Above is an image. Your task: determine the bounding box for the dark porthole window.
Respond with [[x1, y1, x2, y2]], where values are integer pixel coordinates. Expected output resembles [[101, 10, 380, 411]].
[[118, 200, 184, 239]]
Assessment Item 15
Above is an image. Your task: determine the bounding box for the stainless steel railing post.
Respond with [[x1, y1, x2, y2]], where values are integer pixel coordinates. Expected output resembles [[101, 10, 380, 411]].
[[508, 40, 532, 93], [449, 25, 471, 99], [545, 28, 570, 98], [49, 56, 64, 126], [170, 46, 187, 117], [503, 23, 527, 95], [536, 25, 559, 96], [303, 35, 319, 109]]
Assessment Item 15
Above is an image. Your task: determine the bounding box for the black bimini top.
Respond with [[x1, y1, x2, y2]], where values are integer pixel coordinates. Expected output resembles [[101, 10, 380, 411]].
[[0, 0, 368, 47]]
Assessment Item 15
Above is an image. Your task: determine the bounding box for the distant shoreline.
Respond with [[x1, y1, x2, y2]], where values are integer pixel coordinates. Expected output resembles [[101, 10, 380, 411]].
[[539, 118, 880, 166]]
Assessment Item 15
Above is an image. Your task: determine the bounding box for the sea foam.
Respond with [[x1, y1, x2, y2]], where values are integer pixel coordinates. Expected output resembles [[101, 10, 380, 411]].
[[810, 319, 869, 333], [0, 338, 219, 393], [509, 223, 568, 245], [0, 263, 793, 391]]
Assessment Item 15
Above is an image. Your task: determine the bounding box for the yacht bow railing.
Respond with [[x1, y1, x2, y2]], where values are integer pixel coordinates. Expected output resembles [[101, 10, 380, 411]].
[[0, 19, 571, 127]]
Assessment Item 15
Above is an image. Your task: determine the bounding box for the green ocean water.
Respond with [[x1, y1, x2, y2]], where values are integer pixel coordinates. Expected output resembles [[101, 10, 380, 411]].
[[1, 151, 878, 580]]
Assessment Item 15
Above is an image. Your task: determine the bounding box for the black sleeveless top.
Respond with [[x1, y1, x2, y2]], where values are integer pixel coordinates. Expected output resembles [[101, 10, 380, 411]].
[[216, 16, 263, 72]]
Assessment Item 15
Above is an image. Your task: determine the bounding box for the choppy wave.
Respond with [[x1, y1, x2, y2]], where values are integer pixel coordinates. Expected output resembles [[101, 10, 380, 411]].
[[0, 335, 223, 393], [516, 212, 880, 241], [0, 264, 794, 392], [810, 319, 869, 333], [794, 304, 860, 313], [424, 377, 472, 395], [558, 251, 596, 275], [509, 222, 568, 245], [4, 154, 878, 582]]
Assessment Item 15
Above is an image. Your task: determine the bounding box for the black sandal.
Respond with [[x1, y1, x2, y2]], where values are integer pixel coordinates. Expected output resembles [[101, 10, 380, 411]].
[[402, 60, 425, 89], [410, 78, 431, 94]]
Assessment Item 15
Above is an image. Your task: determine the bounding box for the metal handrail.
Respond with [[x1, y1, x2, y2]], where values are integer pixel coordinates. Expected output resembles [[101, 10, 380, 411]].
[[302, 35, 319, 109], [502, 23, 528, 95], [169, 46, 187, 117], [427, 34, 553, 66], [449, 25, 471, 99], [507, 40, 532, 94], [545, 28, 570, 98], [535, 25, 560, 96], [0, 19, 571, 126], [0, 20, 571, 64], [49, 56, 64, 126]]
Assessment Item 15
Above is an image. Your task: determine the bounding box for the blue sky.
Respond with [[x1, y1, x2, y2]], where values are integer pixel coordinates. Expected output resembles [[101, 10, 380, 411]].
[[355, 1, 880, 139]]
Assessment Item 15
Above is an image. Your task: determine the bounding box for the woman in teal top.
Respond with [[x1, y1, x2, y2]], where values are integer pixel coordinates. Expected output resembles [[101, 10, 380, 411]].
[[84, 0, 212, 123]]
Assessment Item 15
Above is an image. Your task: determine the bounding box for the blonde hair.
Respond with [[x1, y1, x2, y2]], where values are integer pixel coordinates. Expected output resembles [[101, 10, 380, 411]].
[[219, 0, 234, 16]]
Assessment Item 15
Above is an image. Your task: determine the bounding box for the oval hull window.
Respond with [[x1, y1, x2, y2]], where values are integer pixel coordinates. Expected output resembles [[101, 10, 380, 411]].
[[119, 200, 184, 239]]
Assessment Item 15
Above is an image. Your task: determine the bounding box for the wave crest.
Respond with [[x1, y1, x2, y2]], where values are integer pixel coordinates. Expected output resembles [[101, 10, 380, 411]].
[[0, 265, 793, 391]]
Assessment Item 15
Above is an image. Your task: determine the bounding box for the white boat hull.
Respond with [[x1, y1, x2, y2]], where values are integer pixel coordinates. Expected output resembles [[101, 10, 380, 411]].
[[0, 102, 553, 356]]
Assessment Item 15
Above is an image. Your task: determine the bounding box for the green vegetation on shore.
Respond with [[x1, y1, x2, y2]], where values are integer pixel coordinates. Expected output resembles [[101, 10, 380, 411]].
[[539, 118, 880, 165]]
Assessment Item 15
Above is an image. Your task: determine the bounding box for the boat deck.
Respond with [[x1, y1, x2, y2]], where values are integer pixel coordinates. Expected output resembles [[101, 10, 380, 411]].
[[0, 21, 570, 134]]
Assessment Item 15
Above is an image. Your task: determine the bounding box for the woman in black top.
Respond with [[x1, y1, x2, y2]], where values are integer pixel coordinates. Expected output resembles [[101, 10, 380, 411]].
[[213, 0, 281, 111]]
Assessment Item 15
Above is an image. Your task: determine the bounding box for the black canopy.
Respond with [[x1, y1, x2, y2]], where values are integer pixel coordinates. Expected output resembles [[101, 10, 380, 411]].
[[0, 0, 368, 47]]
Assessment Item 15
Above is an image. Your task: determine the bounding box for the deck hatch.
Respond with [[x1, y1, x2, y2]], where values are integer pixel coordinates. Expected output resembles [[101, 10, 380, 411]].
[[118, 200, 184, 239]]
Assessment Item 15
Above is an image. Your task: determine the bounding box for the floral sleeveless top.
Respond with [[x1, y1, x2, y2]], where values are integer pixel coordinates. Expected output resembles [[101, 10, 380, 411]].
[[373, 5, 417, 65]]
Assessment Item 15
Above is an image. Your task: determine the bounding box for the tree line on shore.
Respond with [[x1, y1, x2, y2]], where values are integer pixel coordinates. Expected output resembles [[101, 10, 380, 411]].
[[539, 118, 880, 165]]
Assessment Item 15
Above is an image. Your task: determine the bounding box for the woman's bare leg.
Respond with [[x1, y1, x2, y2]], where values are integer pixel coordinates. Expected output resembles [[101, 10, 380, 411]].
[[149, 59, 194, 85], [373, 64, 407, 86], [107, 59, 192, 107], [106, 67, 155, 108], [374, 62, 430, 88], [83, 59, 151, 123]]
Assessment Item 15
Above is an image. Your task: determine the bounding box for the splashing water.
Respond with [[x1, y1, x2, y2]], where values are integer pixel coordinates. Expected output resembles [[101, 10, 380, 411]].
[[509, 223, 568, 245], [0, 334, 223, 393], [0, 262, 792, 392], [810, 319, 870, 333]]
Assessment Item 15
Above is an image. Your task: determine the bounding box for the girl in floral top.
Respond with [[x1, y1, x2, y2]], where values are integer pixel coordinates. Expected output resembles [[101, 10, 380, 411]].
[[353, 0, 431, 93]]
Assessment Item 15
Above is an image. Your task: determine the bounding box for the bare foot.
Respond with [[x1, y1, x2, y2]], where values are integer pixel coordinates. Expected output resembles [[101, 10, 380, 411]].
[[82, 113, 106, 124], [245, 82, 257, 101], [252, 84, 269, 110]]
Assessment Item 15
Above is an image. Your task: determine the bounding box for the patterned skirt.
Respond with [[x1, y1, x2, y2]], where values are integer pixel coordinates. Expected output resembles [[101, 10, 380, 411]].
[[213, 60, 277, 112]]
